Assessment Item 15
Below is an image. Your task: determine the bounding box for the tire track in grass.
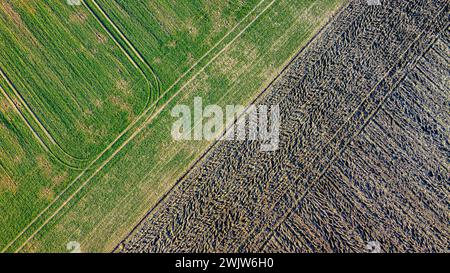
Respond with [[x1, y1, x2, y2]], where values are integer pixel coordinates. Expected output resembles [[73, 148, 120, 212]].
[[0, 67, 89, 169], [0, 0, 160, 169], [0, 75, 87, 170], [2, 0, 275, 253], [83, 0, 161, 106]]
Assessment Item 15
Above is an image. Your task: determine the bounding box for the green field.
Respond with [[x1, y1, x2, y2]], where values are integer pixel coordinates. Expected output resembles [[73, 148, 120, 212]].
[[0, 0, 344, 252], [94, 0, 262, 90], [0, 0, 151, 162]]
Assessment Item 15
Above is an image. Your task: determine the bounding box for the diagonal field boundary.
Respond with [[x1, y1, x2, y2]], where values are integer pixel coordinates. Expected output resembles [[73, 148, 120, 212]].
[[115, 0, 448, 252], [114, 0, 340, 252], [1, 0, 276, 253]]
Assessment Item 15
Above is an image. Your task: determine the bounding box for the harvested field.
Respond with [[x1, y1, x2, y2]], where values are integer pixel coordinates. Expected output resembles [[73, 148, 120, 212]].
[[120, 0, 450, 253]]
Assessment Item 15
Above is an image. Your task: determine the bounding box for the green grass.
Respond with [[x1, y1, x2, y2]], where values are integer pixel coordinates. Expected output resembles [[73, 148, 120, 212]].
[[0, 0, 344, 252], [0, 0, 149, 160], [94, 0, 262, 90]]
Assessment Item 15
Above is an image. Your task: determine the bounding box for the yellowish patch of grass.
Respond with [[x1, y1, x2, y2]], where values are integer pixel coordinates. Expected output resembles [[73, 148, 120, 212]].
[[0, 169, 17, 194], [69, 11, 88, 24], [38, 188, 54, 201], [36, 155, 52, 178]]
